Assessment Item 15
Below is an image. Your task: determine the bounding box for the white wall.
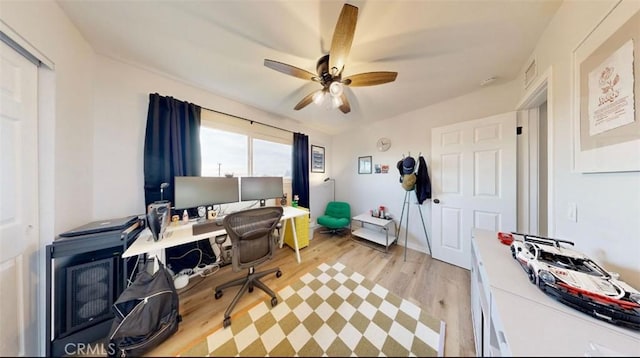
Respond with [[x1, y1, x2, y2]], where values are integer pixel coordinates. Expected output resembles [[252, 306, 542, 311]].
[[4, 0, 638, 288], [332, 80, 521, 254], [1, 0, 95, 236], [514, 0, 640, 286], [91, 55, 330, 221], [0, 1, 331, 235], [331, 0, 640, 288]]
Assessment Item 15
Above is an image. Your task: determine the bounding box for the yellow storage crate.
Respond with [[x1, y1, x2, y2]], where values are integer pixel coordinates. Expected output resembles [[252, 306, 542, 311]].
[[284, 206, 309, 250]]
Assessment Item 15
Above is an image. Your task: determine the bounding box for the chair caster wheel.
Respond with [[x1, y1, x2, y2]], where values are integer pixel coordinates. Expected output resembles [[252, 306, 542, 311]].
[[223, 317, 231, 328], [276, 270, 282, 278], [215, 290, 223, 299], [248, 284, 254, 293], [271, 297, 278, 307]]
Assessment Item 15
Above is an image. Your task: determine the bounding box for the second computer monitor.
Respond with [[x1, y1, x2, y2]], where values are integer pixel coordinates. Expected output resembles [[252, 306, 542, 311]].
[[240, 176, 284, 207]]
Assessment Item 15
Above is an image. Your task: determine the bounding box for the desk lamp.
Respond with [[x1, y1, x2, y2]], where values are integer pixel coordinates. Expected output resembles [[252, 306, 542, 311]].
[[160, 182, 169, 201]]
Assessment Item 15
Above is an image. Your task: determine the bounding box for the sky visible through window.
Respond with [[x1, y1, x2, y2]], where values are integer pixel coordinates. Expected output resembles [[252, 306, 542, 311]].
[[201, 127, 248, 177], [253, 138, 291, 178], [200, 127, 291, 179]]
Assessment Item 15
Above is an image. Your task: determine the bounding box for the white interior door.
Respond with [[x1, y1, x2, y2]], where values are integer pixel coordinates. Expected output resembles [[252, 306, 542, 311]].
[[0, 40, 40, 356], [431, 112, 517, 269]]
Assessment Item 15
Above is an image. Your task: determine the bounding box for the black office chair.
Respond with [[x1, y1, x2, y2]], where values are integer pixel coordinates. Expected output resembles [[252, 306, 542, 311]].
[[214, 206, 284, 328]]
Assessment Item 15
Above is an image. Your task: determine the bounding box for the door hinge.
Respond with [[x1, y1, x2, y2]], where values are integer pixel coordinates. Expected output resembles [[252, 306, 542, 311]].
[[516, 126, 523, 135]]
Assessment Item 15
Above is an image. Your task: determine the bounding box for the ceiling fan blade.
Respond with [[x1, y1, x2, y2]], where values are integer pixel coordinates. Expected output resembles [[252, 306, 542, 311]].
[[329, 4, 358, 77], [342, 72, 398, 87], [294, 90, 321, 110], [338, 93, 351, 114], [264, 59, 318, 81]]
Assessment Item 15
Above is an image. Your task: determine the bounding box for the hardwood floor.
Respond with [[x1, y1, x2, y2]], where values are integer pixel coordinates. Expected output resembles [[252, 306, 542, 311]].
[[144, 229, 476, 357]]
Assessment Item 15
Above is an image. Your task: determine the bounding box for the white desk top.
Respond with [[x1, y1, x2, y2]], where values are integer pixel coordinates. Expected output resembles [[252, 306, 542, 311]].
[[123, 206, 309, 258]]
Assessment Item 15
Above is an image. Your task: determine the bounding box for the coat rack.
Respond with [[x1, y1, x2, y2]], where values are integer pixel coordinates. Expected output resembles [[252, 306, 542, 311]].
[[396, 152, 431, 262], [397, 190, 432, 261]]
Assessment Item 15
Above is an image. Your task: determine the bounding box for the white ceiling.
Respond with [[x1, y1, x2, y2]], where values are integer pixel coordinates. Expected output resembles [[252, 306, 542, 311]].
[[57, 0, 562, 135]]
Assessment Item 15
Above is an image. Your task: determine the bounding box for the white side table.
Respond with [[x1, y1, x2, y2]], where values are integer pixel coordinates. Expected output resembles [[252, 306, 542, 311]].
[[351, 213, 398, 252]]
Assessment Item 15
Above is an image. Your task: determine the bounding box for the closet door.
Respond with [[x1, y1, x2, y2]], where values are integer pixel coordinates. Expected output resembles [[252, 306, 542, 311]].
[[0, 39, 40, 356]]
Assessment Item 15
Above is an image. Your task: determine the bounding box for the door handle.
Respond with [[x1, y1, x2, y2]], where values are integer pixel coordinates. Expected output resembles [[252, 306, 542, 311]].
[[433, 199, 440, 204]]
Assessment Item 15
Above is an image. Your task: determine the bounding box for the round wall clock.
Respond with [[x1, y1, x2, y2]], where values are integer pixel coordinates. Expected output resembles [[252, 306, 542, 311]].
[[377, 137, 391, 152]]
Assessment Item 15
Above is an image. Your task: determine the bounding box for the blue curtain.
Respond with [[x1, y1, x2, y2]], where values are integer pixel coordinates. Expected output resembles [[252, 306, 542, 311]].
[[143, 93, 202, 208], [292, 132, 310, 209], [144, 93, 214, 273]]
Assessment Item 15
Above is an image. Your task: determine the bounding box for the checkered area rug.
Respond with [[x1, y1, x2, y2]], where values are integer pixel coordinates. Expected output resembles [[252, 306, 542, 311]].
[[179, 261, 445, 357]]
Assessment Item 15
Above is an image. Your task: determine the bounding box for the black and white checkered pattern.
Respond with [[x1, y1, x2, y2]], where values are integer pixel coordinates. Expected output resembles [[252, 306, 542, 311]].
[[181, 262, 445, 357]]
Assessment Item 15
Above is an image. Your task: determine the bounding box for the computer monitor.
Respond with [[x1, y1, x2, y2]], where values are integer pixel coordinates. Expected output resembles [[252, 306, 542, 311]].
[[240, 176, 284, 207], [173, 176, 240, 210]]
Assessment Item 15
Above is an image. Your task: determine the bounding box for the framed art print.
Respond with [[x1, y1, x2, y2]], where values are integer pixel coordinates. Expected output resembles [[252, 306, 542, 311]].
[[358, 156, 372, 174], [311, 145, 325, 173], [572, 0, 640, 173]]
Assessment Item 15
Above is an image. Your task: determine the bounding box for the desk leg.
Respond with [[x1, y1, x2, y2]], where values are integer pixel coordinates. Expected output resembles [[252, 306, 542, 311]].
[[278, 218, 301, 263], [149, 248, 166, 273], [278, 220, 286, 248], [289, 218, 301, 263]]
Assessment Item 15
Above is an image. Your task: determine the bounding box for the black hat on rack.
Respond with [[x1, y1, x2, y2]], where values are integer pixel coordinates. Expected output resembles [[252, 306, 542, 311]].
[[402, 156, 416, 174]]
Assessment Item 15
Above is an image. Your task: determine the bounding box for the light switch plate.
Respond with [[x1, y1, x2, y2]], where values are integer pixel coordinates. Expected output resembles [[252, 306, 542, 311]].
[[568, 202, 577, 222]]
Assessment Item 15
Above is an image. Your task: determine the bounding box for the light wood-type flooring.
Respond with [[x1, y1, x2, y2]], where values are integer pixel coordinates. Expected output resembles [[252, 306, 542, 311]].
[[144, 229, 476, 357]]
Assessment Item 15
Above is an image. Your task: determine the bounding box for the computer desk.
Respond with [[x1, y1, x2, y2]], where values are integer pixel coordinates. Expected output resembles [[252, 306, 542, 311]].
[[122, 206, 309, 270]]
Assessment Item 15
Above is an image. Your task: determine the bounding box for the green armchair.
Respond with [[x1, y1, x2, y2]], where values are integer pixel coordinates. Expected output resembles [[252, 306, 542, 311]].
[[317, 201, 351, 236]]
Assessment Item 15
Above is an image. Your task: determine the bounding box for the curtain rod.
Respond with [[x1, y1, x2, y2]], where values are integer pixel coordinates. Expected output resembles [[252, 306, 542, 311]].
[[200, 105, 295, 134]]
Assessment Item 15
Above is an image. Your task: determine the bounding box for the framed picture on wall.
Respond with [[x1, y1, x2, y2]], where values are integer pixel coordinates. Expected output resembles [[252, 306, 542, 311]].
[[572, 0, 640, 172], [358, 156, 372, 174], [311, 145, 325, 173]]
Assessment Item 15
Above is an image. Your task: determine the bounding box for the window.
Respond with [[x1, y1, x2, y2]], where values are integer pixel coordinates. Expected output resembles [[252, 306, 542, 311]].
[[252, 138, 291, 177], [199, 109, 292, 202], [201, 127, 248, 177]]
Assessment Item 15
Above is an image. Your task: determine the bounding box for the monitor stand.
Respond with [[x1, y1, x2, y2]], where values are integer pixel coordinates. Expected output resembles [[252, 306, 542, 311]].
[[259, 199, 266, 207]]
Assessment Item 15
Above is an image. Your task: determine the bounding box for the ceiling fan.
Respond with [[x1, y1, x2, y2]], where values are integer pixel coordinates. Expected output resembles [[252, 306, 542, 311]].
[[264, 3, 397, 114]]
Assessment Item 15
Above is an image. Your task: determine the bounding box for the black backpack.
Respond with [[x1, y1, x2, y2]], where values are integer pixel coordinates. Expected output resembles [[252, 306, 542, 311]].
[[106, 261, 181, 357]]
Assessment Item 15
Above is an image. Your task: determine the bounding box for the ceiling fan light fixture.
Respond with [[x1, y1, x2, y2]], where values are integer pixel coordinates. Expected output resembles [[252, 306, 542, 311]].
[[312, 91, 326, 105], [331, 95, 343, 109], [329, 81, 344, 97], [263, 3, 394, 114]]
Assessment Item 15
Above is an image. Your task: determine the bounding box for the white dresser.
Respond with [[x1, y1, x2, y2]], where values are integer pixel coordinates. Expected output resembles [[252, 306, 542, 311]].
[[470, 228, 640, 356]]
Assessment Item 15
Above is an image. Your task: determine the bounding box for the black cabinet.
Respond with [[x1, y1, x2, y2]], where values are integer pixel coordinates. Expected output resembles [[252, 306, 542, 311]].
[[45, 219, 144, 357]]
